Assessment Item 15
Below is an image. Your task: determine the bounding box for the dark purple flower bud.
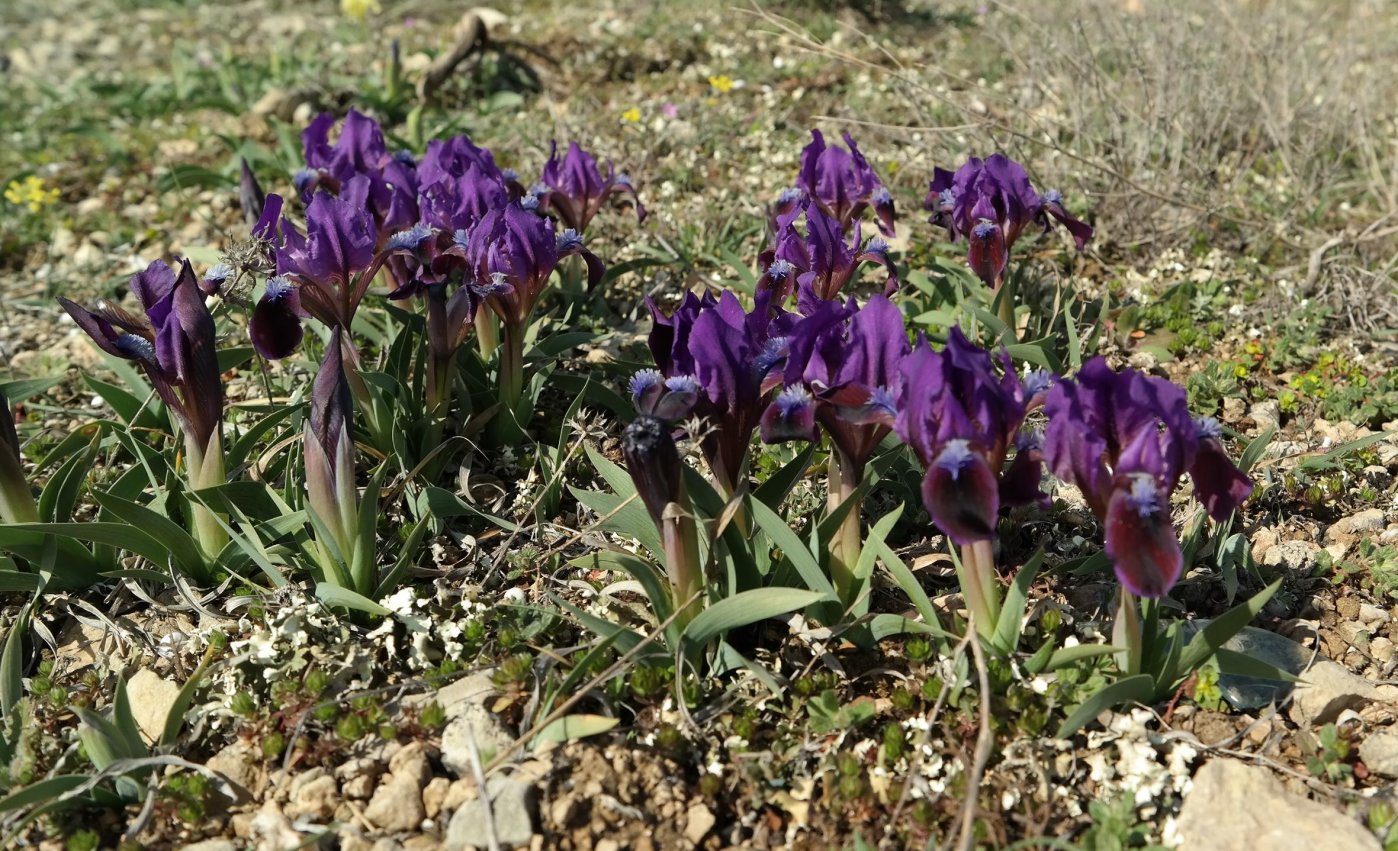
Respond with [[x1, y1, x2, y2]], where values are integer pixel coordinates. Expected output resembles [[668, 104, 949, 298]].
[[760, 386, 819, 443], [239, 157, 266, 229], [0, 386, 37, 524], [537, 141, 646, 233], [796, 130, 894, 236], [871, 187, 896, 239], [999, 427, 1047, 508], [305, 327, 357, 553], [250, 276, 306, 360], [621, 414, 684, 526], [1040, 189, 1094, 250]]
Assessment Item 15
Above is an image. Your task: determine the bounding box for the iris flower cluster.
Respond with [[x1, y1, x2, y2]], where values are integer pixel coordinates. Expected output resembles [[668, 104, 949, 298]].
[[621, 132, 1249, 635], [245, 110, 632, 434]]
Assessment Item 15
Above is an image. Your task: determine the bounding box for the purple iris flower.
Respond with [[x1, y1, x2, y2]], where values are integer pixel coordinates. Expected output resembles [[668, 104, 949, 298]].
[[299, 110, 420, 239], [797, 129, 896, 237], [536, 141, 646, 234], [645, 290, 796, 496], [1042, 358, 1253, 598], [924, 154, 1093, 288], [248, 189, 383, 359], [757, 202, 898, 307], [58, 259, 223, 453], [453, 202, 604, 329], [762, 295, 909, 474], [894, 327, 1048, 546]]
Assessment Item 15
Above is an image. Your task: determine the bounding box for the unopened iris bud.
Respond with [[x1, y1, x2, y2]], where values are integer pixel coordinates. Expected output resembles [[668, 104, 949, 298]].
[[0, 387, 38, 524], [621, 415, 683, 526], [239, 157, 266, 229]]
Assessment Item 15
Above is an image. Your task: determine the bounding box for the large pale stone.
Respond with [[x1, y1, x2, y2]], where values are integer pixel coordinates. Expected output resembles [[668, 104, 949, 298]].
[[1176, 759, 1379, 851]]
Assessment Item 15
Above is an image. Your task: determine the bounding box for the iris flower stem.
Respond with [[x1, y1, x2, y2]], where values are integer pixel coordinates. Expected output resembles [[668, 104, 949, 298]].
[[492, 321, 527, 445], [710, 464, 749, 539], [184, 429, 228, 562], [827, 447, 863, 606], [958, 538, 1000, 643], [996, 273, 1018, 341], [475, 311, 500, 360], [0, 466, 38, 525], [661, 502, 703, 636], [1113, 588, 1144, 676]]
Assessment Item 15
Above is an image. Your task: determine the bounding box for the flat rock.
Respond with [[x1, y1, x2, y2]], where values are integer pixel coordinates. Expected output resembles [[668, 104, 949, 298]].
[[1178, 625, 1310, 710], [1360, 730, 1398, 777], [427, 673, 514, 777], [1176, 758, 1379, 851], [205, 740, 260, 803], [1327, 509, 1386, 544], [178, 841, 237, 851], [445, 776, 536, 850], [126, 668, 181, 744], [285, 772, 338, 821], [1262, 540, 1320, 572], [365, 774, 426, 834], [1289, 660, 1397, 726], [683, 802, 715, 844]]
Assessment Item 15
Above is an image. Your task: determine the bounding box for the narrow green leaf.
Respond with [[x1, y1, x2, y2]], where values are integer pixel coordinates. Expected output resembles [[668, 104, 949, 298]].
[[215, 346, 256, 373], [569, 487, 663, 561], [1237, 423, 1276, 474], [1, 603, 29, 720], [866, 614, 951, 641], [1298, 431, 1389, 472], [0, 376, 64, 404], [1179, 580, 1280, 673], [0, 776, 91, 813], [747, 498, 837, 602], [682, 588, 825, 647], [530, 714, 619, 749], [159, 667, 206, 748], [1214, 648, 1298, 683], [751, 444, 817, 510], [992, 549, 1044, 654], [83, 375, 157, 428], [873, 539, 939, 628], [1056, 675, 1157, 738], [93, 493, 207, 581], [853, 504, 904, 587], [314, 583, 391, 616], [1044, 644, 1123, 672], [0, 523, 169, 569], [111, 677, 147, 752]]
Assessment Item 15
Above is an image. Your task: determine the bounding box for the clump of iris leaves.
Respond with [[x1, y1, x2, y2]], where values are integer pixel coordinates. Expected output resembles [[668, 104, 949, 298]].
[[0, 113, 1290, 834]]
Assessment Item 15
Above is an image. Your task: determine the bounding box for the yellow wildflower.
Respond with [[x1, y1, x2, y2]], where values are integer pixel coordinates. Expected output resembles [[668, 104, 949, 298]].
[[4, 176, 60, 214], [341, 0, 382, 22], [620, 107, 642, 124], [708, 75, 735, 94]]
